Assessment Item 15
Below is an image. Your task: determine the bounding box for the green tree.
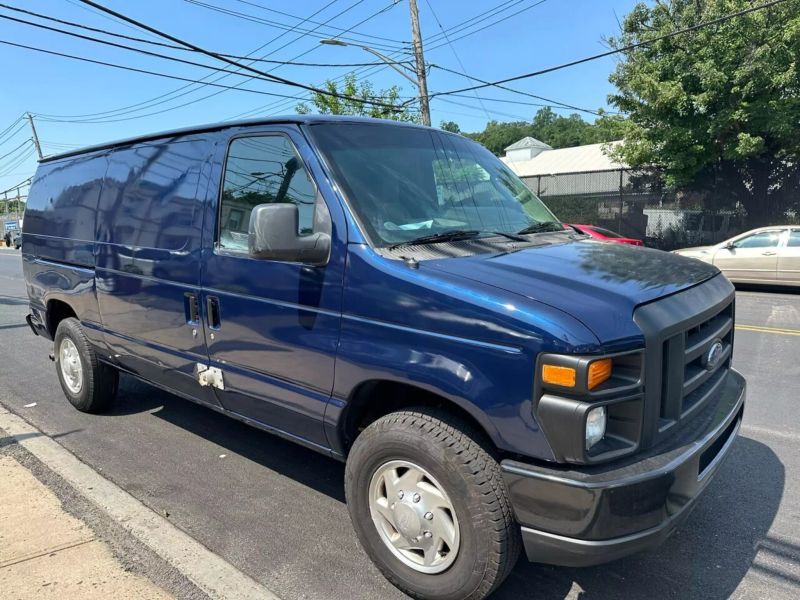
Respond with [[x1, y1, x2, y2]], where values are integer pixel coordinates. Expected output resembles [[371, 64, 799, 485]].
[[296, 73, 418, 122], [608, 0, 800, 225], [465, 107, 629, 155], [439, 120, 461, 133]]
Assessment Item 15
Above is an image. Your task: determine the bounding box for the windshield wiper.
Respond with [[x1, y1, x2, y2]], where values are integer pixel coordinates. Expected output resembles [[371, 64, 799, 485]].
[[389, 229, 482, 250], [487, 230, 527, 242], [516, 221, 565, 235]]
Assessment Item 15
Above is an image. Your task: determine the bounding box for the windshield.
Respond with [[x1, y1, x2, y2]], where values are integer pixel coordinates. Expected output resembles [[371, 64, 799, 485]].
[[308, 123, 560, 247]]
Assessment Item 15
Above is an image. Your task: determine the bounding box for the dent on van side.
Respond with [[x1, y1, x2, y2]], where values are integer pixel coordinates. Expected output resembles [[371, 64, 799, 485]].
[[22, 116, 745, 600]]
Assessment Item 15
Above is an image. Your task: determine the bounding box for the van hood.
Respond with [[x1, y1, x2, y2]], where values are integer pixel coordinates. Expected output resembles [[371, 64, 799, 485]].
[[424, 240, 719, 342]]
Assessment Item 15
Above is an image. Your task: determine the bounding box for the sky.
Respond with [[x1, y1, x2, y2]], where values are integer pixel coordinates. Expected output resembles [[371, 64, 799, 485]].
[[0, 0, 643, 195]]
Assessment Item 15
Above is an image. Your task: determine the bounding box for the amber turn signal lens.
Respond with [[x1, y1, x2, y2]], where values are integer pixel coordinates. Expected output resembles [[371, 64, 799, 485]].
[[588, 359, 613, 390], [542, 364, 576, 388]]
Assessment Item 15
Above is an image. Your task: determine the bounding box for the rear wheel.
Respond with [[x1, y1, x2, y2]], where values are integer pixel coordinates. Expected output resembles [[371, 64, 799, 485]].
[[345, 409, 520, 600], [54, 317, 118, 413]]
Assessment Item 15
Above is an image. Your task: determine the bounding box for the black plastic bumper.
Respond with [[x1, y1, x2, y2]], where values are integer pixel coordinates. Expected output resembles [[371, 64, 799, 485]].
[[502, 368, 745, 567]]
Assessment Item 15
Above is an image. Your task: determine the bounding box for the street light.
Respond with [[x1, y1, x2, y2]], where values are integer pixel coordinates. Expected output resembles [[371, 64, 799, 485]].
[[319, 39, 418, 86]]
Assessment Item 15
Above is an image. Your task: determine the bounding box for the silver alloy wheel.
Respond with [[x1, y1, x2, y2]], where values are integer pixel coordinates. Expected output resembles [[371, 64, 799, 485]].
[[368, 459, 460, 574], [59, 338, 83, 394]]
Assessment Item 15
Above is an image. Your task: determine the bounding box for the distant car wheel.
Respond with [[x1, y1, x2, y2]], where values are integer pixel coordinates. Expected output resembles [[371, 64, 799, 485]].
[[345, 409, 521, 600], [54, 317, 118, 413]]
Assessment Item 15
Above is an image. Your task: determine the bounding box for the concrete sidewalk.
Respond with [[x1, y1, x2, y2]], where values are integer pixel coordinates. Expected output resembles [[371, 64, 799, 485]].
[[0, 454, 174, 599]]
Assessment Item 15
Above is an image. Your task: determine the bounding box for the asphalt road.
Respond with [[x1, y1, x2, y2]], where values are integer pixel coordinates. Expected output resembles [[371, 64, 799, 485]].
[[1, 248, 798, 600]]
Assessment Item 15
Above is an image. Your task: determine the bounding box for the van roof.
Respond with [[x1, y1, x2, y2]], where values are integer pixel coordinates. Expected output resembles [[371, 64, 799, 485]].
[[39, 115, 430, 163]]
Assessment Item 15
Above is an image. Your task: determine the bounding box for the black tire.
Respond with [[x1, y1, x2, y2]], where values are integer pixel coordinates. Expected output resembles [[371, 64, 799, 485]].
[[345, 409, 521, 600], [54, 317, 118, 413]]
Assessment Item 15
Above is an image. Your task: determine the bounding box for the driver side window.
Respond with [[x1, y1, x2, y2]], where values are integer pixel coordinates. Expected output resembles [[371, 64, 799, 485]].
[[734, 231, 782, 249], [219, 135, 317, 252]]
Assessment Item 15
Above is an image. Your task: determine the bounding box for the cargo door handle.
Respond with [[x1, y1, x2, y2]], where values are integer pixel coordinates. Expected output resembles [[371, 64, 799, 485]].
[[206, 296, 221, 329], [184, 292, 200, 324]]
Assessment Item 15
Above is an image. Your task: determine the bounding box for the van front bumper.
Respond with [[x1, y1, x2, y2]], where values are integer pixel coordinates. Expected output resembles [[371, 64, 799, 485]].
[[501, 368, 745, 567]]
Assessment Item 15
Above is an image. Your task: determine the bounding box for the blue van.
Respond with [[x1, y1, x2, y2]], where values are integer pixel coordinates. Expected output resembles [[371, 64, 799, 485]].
[[23, 116, 745, 600]]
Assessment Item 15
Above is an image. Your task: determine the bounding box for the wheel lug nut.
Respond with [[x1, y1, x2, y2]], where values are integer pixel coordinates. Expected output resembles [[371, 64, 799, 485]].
[[412, 493, 421, 503], [423, 531, 432, 539], [424, 512, 433, 520], [398, 491, 404, 499]]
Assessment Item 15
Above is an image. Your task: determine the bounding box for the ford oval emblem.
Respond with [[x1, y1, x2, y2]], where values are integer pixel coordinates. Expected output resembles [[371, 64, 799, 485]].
[[705, 340, 724, 371]]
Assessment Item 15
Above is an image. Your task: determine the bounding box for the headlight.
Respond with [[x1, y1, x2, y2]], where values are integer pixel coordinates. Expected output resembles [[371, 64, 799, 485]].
[[585, 406, 607, 450], [535, 351, 644, 464]]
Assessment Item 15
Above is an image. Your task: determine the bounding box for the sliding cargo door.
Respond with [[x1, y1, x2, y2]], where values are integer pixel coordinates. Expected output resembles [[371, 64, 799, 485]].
[[95, 135, 219, 405]]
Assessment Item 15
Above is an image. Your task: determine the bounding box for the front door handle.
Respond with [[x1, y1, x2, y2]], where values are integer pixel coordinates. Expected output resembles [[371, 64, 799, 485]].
[[206, 296, 221, 329], [761, 251, 777, 256]]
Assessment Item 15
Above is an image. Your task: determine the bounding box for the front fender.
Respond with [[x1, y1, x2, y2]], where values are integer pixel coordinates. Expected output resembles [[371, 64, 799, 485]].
[[325, 314, 557, 461]]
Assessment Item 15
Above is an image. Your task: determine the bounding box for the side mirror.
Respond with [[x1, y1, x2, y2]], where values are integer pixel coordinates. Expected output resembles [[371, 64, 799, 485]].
[[724, 241, 736, 250], [248, 203, 330, 265]]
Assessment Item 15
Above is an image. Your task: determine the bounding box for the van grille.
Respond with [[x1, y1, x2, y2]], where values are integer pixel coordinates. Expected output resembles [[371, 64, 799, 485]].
[[658, 302, 733, 431], [633, 275, 736, 449]]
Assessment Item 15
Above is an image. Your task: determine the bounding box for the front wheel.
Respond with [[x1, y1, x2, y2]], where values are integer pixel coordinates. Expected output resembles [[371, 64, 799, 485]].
[[345, 409, 521, 600]]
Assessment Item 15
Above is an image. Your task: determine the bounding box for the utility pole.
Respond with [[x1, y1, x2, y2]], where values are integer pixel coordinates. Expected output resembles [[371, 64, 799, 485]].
[[27, 113, 43, 160], [408, 0, 431, 126]]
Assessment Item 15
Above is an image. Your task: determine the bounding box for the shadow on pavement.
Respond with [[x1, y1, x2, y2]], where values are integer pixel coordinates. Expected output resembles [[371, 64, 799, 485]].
[[112, 374, 346, 502], [111, 375, 784, 599]]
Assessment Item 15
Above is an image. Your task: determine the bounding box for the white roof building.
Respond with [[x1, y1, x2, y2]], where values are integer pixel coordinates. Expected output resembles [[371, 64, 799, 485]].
[[503, 136, 553, 163], [501, 141, 625, 177], [501, 140, 630, 197]]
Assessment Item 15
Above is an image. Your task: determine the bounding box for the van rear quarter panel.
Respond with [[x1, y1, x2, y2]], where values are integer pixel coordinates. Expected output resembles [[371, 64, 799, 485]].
[[23, 152, 109, 338]]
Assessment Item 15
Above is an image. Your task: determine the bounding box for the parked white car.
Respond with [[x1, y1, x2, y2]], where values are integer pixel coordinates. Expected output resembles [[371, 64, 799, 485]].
[[673, 226, 800, 286]]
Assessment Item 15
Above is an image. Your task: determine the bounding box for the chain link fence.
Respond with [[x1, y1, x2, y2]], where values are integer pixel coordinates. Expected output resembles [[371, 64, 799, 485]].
[[523, 169, 800, 251]]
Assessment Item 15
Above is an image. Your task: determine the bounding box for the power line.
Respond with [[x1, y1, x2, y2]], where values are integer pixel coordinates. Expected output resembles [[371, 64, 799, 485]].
[[225, 2, 411, 119], [0, 145, 35, 176], [226, 0, 406, 45], [69, 1, 405, 111], [422, 0, 489, 120], [48, 0, 406, 122], [0, 2, 399, 68], [63, 0, 165, 42], [431, 64, 606, 116], [0, 114, 25, 144], [182, 0, 404, 53], [0, 122, 27, 147], [0, 39, 324, 107], [429, 0, 790, 99], [434, 97, 536, 122], [0, 138, 31, 162], [254, 0, 540, 120], [0, 176, 31, 196], [425, 0, 550, 52], [421, 0, 530, 47], [0, 12, 309, 82], [36, 0, 348, 122]]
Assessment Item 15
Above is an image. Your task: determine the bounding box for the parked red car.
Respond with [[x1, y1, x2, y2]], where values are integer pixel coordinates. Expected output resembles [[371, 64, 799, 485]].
[[569, 224, 644, 246]]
